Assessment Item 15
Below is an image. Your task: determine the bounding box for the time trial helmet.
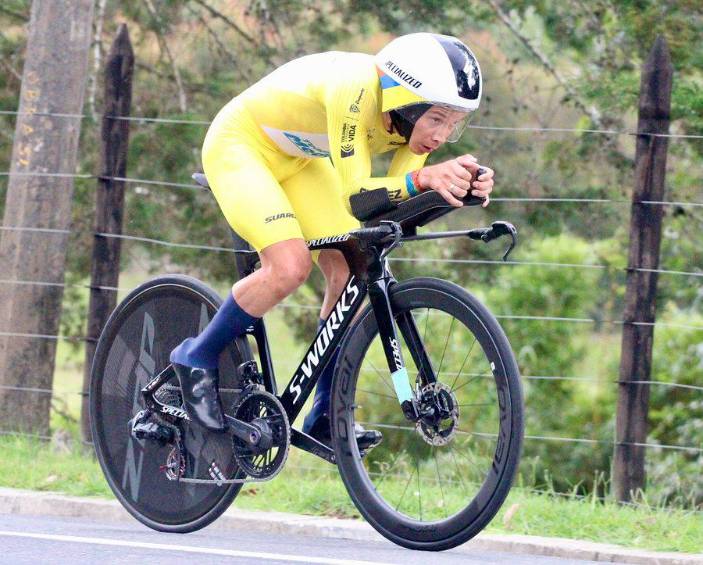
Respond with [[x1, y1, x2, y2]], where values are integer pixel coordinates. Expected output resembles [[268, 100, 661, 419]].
[[376, 32, 482, 142]]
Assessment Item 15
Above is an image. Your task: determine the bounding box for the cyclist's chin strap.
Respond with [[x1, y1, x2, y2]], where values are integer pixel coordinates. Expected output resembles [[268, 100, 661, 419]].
[[389, 104, 432, 142], [389, 111, 413, 141]]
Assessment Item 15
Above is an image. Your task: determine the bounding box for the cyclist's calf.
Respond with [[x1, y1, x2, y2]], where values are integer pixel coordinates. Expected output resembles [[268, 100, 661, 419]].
[[317, 249, 350, 318]]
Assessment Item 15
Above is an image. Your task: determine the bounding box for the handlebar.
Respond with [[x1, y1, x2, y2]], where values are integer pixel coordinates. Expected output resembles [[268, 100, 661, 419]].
[[352, 220, 518, 261]]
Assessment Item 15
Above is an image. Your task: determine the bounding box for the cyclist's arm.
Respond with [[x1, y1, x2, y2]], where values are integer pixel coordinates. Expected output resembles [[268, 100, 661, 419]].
[[387, 145, 428, 191], [326, 87, 423, 211]]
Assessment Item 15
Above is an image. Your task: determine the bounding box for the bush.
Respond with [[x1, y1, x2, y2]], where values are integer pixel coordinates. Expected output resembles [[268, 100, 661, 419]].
[[485, 233, 617, 493], [647, 306, 703, 508]]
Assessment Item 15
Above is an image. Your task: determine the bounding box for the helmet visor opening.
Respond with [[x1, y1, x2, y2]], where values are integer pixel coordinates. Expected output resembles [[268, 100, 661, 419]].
[[395, 104, 473, 143]]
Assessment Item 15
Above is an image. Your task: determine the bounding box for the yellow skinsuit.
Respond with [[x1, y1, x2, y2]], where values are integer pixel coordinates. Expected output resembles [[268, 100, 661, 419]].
[[201, 51, 428, 252]]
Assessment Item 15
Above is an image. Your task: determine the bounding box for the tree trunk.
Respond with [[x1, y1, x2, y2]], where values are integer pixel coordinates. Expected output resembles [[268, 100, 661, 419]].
[[0, 0, 95, 436]]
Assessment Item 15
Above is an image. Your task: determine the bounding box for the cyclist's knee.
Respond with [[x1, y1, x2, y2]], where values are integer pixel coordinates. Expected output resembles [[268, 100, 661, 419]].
[[260, 240, 312, 298]]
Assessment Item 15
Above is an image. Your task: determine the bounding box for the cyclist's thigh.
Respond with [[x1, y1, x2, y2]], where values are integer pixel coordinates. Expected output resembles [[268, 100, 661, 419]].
[[203, 142, 304, 253], [282, 157, 360, 242]]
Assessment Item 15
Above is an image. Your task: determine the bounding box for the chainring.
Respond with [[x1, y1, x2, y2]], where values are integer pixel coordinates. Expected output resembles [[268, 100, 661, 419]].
[[231, 389, 290, 480]]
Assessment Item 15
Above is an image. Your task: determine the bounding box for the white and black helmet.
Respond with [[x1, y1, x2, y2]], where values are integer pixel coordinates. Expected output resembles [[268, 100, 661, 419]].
[[376, 33, 482, 141]]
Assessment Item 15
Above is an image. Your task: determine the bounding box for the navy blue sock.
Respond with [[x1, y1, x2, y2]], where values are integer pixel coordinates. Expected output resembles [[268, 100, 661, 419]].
[[303, 318, 340, 432], [170, 291, 258, 369]]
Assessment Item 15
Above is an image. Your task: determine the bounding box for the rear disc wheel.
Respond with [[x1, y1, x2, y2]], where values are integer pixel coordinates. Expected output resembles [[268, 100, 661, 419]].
[[90, 275, 248, 532]]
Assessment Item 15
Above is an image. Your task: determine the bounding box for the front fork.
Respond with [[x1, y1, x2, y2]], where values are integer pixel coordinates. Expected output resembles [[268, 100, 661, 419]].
[[367, 276, 438, 422]]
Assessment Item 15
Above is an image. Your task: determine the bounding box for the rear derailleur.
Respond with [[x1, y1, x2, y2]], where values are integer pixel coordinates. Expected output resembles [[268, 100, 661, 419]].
[[129, 408, 186, 481]]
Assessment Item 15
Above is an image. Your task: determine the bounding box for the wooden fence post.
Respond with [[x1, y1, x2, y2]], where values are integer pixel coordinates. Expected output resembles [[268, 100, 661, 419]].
[[613, 36, 673, 503], [0, 0, 94, 436], [81, 25, 134, 442]]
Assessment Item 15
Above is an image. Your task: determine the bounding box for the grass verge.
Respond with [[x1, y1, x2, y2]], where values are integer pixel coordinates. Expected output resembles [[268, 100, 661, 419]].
[[1, 435, 701, 554]]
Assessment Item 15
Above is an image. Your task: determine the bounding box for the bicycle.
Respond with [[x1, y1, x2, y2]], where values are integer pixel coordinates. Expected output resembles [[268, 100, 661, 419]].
[[89, 173, 523, 551]]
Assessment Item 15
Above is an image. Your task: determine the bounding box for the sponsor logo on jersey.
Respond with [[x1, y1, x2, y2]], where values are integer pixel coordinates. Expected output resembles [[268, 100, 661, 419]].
[[262, 126, 330, 158], [306, 234, 351, 247], [288, 278, 360, 403], [342, 123, 357, 143], [265, 212, 296, 224], [388, 188, 402, 202], [283, 132, 330, 157], [340, 122, 357, 158], [384, 60, 423, 89], [348, 88, 365, 113]]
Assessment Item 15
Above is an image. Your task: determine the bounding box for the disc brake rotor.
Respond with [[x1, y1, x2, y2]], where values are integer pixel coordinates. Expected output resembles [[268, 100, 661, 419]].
[[416, 381, 460, 446]]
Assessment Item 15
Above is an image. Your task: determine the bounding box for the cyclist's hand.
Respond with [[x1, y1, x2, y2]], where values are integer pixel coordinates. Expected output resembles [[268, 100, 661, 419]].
[[461, 160, 494, 208], [417, 155, 477, 207], [471, 165, 495, 208]]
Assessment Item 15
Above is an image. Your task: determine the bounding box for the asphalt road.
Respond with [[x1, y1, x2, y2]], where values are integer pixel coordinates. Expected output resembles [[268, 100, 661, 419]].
[[0, 514, 612, 564]]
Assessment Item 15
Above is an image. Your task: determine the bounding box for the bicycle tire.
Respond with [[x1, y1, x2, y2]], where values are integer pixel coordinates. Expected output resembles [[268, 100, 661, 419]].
[[332, 277, 523, 551], [90, 274, 248, 533]]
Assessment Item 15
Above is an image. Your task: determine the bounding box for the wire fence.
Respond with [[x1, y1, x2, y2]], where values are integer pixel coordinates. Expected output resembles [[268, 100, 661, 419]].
[[1, 171, 702, 272], [0, 288, 700, 456], [1, 167, 701, 425], [3, 107, 703, 139], [1, 107, 701, 512]]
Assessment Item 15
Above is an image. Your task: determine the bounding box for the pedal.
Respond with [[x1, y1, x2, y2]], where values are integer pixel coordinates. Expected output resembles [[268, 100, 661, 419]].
[[356, 425, 383, 455], [129, 410, 174, 444]]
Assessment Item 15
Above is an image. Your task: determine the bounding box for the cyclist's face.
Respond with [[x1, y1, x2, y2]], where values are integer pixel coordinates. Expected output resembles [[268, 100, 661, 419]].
[[409, 107, 469, 154]]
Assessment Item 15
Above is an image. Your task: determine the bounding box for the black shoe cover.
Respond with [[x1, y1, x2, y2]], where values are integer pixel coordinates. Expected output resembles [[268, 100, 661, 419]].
[[172, 363, 226, 432]]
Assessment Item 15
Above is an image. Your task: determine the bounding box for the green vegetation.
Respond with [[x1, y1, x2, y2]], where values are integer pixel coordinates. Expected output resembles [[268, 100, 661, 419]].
[[1, 434, 701, 554]]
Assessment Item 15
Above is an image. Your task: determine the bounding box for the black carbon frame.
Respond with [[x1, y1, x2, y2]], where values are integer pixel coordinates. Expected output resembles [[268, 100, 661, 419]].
[[231, 232, 421, 462]]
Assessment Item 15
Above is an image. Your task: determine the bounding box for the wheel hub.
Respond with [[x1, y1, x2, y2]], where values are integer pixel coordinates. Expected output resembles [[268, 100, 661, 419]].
[[416, 382, 459, 446]]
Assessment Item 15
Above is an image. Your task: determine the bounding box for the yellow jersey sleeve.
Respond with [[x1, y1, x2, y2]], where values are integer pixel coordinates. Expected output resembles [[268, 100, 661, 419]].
[[387, 145, 428, 179], [325, 81, 428, 212]]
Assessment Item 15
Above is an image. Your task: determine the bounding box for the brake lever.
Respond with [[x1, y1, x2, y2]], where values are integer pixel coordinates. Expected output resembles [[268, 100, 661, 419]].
[[379, 220, 404, 259], [480, 221, 518, 261]]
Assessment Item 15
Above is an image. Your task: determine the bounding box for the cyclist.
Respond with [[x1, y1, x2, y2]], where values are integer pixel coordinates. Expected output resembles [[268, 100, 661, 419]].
[[170, 32, 495, 447]]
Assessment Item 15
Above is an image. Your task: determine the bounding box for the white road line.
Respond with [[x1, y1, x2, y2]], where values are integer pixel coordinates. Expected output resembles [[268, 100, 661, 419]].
[[0, 530, 395, 565]]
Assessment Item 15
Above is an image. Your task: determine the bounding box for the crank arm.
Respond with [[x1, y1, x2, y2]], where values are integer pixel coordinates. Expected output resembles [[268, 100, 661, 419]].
[[290, 429, 335, 464], [224, 414, 271, 449]]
